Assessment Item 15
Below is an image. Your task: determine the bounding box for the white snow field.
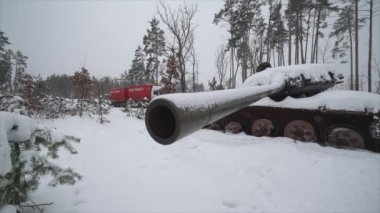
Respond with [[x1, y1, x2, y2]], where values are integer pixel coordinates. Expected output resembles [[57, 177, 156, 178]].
[[19, 108, 380, 213]]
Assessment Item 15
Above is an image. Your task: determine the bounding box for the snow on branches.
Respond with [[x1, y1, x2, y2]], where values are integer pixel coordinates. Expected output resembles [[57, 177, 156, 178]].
[[0, 112, 81, 208]]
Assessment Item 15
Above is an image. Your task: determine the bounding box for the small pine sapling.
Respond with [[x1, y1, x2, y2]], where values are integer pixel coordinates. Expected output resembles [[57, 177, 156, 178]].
[[0, 112, 82, 211]]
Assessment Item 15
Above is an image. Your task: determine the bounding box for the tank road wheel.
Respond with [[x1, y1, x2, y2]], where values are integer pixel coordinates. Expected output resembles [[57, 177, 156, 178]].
[[284, 120, 316, 142], [251, 119, 274, 137], [326, 127, 365, 149], [225, 121, 242, 134]]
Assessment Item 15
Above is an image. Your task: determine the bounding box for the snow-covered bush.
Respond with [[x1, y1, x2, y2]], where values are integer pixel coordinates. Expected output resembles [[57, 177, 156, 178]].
[[124, 99, 148, 120], [74, 98, 111, 119], [93, 96, 110, 124], [0, 95, 26, 114], [0, 94, 111, 121], [0, 112, 81, 211]]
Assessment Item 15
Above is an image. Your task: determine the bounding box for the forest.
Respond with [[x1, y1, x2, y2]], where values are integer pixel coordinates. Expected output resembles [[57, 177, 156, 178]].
[[0, 0, 378, 105]]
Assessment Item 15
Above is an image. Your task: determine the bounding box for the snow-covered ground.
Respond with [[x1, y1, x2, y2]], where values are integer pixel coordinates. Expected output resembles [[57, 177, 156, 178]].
[[24, 108, 380, 212]]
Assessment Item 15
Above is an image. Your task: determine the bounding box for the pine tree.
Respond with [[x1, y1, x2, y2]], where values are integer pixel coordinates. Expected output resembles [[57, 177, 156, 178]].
[[330, 4, 355, 90], [13, 51, 28, 94], [126, 46, 146, 85], [143, 17, 165, 85], [45, 74, 75, 98], [285, 0, 309, 65], [214, 0, 264, 82], [266, 1, 287, 66], [0, 50, 13, 94], [160, 52, 179, 94], [330, 1, 366, 90], [0, 112, 81, 208], [0, 31, 10, 52], [92, 77, 110, 124], [19, 72, 45, 116], [311, 0, 335, 64], [250, 17, 266, 72], [71, 67, 92, 117], [0, 32, 11, 94]]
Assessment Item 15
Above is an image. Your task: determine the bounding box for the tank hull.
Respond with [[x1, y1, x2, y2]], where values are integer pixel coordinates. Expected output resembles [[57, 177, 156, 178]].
[[216, 106, 380, 152]]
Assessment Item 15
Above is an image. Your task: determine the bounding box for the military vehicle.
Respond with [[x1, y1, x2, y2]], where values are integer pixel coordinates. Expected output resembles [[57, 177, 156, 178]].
[[145, 63, 380, 152]]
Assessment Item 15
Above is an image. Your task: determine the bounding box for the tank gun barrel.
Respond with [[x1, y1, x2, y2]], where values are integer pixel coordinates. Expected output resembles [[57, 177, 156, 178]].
[[145, 82, 285, 145]]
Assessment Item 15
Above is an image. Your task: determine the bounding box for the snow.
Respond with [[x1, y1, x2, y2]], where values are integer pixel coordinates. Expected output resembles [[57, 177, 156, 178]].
[[151, 64, 343, 109], [0, 112, 38, 175], [239, 63, 380, 113], [253, 90, 380, 113], [50, 129, 66, 143], [154, 82, 283, 109], [24, 108, 380, 213], [0, 205, 16, 213], [242, 63, 340, 88]]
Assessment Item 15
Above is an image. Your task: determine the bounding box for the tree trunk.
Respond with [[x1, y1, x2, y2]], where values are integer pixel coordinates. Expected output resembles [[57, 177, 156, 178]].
[[242, 34, 249, 82], [230, 47, 234, 88], [348, 18, 354, 90], [304, 8, 312, 63], [295, 9, 299, 64], [368, 0, 373, 92], [178, 50, 187, 93], [192, 64, 196, 92], [288, 26, 292, 65], [314, 8, 321, 64], [299, 10, 305, 64], [259, 32, 264, 64], [310, 9, 317, 63], [355, 0, 359, 91], [12, 143, 23, 205], [267, 0, 273, 63]]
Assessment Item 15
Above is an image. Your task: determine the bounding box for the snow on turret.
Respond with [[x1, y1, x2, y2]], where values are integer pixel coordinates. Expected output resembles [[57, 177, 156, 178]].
[[240, 63, 379, 113], [252, 90, 380, 113], [242, 63, 341, 87]]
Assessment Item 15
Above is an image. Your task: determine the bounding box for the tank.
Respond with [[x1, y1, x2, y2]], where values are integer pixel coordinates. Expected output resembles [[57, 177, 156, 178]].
[[145, 63, 342, 145], [213, 64, 380, 152]]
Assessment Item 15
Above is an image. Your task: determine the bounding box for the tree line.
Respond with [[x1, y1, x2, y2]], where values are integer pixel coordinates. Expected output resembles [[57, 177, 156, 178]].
[[120, 2, 205, 93], [212, 0, 378, 92], [121, 0, 378, 93], [0, 31, 120, 99], [1, 0, 378, 98]]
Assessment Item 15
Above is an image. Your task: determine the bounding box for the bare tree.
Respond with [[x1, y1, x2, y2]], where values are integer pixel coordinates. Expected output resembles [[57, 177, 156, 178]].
[[354, 0, 359, 90], [189, 43, 199, 92], [231, 49, 241, 89], [375, 58, 380, 94], [215, 45, 230, 89], [320, 38, 330, 63], [157, 1, 198, 93], [367, 0, 374, 92]]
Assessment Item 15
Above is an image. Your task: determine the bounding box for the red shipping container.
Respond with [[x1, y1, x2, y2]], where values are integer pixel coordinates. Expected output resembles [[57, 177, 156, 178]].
[[110, 88, 128, 104], [109, 84, 161, 106], [128, 84, 153, 101]]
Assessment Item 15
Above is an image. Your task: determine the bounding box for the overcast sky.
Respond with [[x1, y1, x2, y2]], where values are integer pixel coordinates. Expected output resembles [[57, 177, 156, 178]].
[[0, 0, 379, 86], [0, 0, 228, 84]]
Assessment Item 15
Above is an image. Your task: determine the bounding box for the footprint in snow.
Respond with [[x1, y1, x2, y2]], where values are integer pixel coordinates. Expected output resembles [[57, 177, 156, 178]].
[[73, 188, 80, 195], [222, 199, 240, 208], [72, 199, 86, 206]]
